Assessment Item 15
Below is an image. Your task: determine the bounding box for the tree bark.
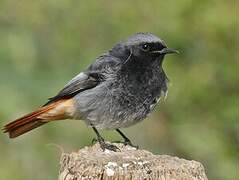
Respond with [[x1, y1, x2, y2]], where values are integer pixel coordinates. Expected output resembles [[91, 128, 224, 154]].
[[59, 143, 208, 180]]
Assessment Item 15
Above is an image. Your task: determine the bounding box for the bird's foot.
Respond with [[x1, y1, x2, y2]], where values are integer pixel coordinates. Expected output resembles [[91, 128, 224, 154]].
[[92, 137, 119, 152], [100, 141, 120, 152], [113, 140, 139, 149]]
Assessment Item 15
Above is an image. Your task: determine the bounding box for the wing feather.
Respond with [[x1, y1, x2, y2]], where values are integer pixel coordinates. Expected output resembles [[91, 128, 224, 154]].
[[44, 72, 99, 106], [44, 53, 121, 106]]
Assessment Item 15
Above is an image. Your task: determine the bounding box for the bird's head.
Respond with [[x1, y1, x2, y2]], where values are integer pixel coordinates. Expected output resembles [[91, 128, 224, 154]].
[[110, 32, 178, 65], [126, 32, 178, 61]]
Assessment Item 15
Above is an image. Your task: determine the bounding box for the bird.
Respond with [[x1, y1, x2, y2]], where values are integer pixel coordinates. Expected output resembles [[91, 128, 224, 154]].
[[3, 32, 178, 151]]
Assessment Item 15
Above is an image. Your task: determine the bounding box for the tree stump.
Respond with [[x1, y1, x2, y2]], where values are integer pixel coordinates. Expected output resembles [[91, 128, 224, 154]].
[[59, 143, 208, 180]]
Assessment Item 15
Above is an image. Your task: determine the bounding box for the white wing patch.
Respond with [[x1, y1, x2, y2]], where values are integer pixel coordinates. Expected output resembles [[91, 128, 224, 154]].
[[65, 72, 88, 87]]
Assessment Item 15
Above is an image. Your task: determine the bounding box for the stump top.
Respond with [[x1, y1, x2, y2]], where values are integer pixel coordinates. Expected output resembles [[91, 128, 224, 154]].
[[59, 143, 208, 180]]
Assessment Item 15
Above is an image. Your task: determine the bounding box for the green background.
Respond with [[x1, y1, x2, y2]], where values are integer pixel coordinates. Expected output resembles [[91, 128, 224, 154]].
[[0, 0, 238, 179]]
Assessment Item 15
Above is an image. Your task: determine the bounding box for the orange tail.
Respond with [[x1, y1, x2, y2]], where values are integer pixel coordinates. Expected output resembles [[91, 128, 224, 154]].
[[3, 99, 75, 138]]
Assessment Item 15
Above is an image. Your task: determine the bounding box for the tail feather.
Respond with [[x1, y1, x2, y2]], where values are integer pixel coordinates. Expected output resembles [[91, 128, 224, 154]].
[[6, 121, 47, 138], [4, 106, 53, 132], [3, 99, 74, 138]]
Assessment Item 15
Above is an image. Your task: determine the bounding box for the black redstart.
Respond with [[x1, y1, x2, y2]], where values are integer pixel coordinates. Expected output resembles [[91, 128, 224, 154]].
[[3, 32, 178, 151]]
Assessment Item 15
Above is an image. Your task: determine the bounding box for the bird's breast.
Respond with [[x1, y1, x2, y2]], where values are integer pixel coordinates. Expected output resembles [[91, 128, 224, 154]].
[[73, 68, 168, 129]]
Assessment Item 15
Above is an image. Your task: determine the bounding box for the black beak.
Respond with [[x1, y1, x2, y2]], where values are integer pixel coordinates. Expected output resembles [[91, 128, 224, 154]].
[[152, 48, 179, 55]]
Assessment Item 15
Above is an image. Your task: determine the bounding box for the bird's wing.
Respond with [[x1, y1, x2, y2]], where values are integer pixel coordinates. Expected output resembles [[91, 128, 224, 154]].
[[43, 72, 100, 106], [44, 54, 121, 106]]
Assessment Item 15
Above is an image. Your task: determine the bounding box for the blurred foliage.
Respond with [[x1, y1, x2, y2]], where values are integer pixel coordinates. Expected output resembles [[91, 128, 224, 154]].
[[0, 0, 238, 179]]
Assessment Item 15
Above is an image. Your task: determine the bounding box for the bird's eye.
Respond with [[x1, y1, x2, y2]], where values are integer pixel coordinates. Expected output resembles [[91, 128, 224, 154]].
[[141, 44, 151, 52]]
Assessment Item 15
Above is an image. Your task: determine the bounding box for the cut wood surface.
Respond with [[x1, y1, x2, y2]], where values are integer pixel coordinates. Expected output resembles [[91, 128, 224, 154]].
[[59, 143, 208, 180]]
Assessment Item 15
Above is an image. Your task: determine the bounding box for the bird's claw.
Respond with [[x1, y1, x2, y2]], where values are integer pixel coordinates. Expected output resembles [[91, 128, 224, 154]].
[[93, 137, 120, 152], [112, 140, 139, 149], [123, 140, 139, 149], [100, 142, 120, 152]]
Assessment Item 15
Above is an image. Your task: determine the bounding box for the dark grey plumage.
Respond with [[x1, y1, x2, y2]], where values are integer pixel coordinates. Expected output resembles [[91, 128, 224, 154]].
[[51, 32, 177, 130]]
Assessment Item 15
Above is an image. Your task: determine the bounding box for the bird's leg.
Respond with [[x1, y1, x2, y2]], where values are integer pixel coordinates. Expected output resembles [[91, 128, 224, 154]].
[[92, 126, 119, 152], [116, 129, 138, 149]]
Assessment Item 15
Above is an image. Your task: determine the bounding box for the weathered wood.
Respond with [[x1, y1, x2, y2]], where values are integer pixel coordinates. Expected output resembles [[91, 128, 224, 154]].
[[59, 143, 208, 180]]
